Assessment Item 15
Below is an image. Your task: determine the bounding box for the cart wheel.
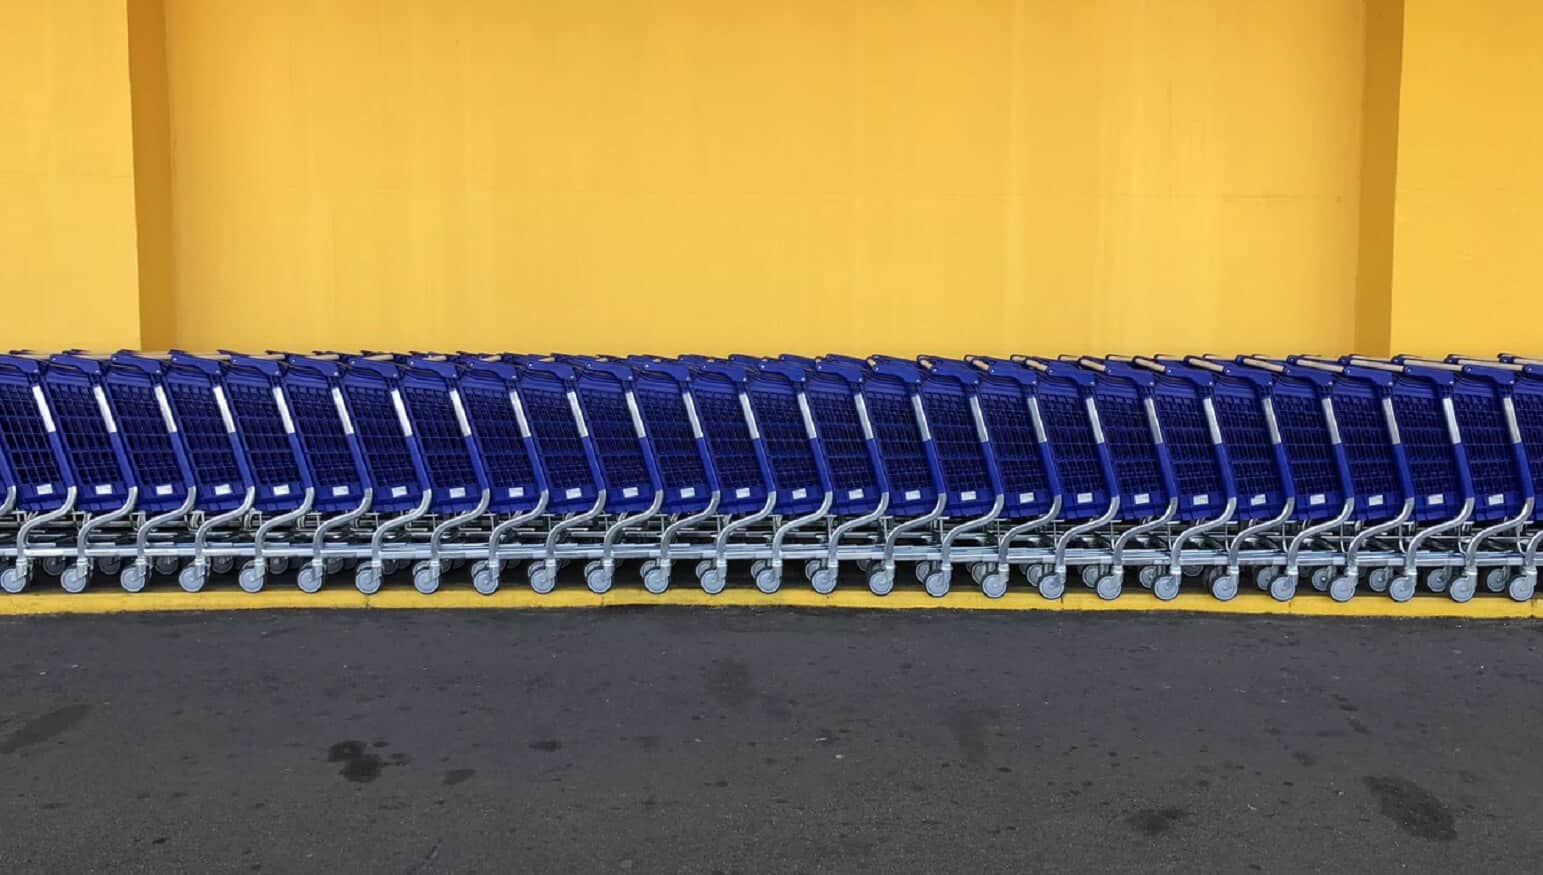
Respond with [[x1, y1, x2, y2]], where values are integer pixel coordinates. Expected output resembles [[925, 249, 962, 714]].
[[642, 563, 670, 594], [1387, 575, 1416, 603], [1202, 567, 1224, 585], [804, 559, 823, 581], [1023, 563, 1047, 586], [1328, 575, 1356, 603], [1037, 572, 1066, 601], [238, 560, 265, 593], [1448, 573, 1476, 604], [969, 563, 989, 584], [1182, 565, 1204, 579], [1080, 565, 1105, 588], [1507, 574, 1536, 602], [1210, 574, 1238, 602], [469, 560, 499, 595], [528, 562, 556, 595], [1137, 565, 1160, 589], [323, 557, 346, 576], [913, 561, 934, 583], [584, 561, 612, 595], [754, 564, 780, 594], [210, 555, 236, 576], [1, 565, 27, 594], [266, 556, 291, 576], [1425, 566, 1451, 594], [698, 565, 726, 595], [354, 563, 382, 595], [152, 555, 180, 577], [979, 571, 1008, 599], [412, 561, 441, 595], [1153, 574, 1180, 602], [856, 559, 874, 573], [1367, 567, 1392, 593], [924, 568, 950, 598], [694, 559, 714, 580], [1095, 573, 1122, 601], [1268, 573, 1296, 602], [811, 567, 839, 595], [1254, 566, 1280, 591], [60, 564, 90, 594], [179, 563, 207, 593], [1307, 567, 1331, 592], [96, 556, 123, 576], [296, 562, 325, 594], [37, 555, 66, 578], [119, 563, 146, 593], [750, 559, 769, 579], [639, 559, 658, 580], [1484, 568, 1508, 593], [866, 567, 894, 596]]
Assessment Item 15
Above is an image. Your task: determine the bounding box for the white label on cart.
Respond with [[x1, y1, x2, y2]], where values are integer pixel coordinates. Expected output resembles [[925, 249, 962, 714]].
[[960, 490, 977, 502], [626, 392, 648, 438], [156, 484, 174, 496], [1382, 398, 1401, 444], [622, 487, 639, 499], [797, 393, 818, 439], [36, 484, 53, 496], [1250, 494, 1267, 507], [905, 489, 922, 502], [912, 396, 932, 442], [213, 386, 236, 433], [1427, 493, 1443, 506], [970, 397, 990, 443], [449, 391, 471, 437], [331, 388, 354, 435], [154, 385, 178, 433], [1322, 398, 1341, 444], [565, 487, 583, 500], [1134, 492, 1150, 505], [681, 486, 697, 499], [273, 387, 295, 434], [683, 393, 704, 439], [1309, 493, 1326, 506], [1489, 493, 1505, 507], [566, 391, 589, 438], [1504, 397, 1522, 444], [391, 485, 408, 498], [1443, 397, 1461, 444], [95, 484, 112, 496], [854, 395, 875, 441], [273, 484, 290, 497], [449, 487, 466, 499], [1076, 492, 1094, 505], [332, 485, 350, 497], [847, 488, 864, 500], [1085, 398, 1105, 444], [792, 488, 808, 500], [1192, 494, 1209, 506], [33, 386, 55, 433], [507, 391, 532, 438], [1203, 398, 1223, 444], [1262, 400, 1282, 444], [1028, 397, 1049, 444], [1368, 494, 1384, 507], [735, 487, 751, 499], [739, 394, 760, 440], [390, 389, 413, 437], [509, 486, 524, 498], [1144, 398, 1164, 445], [93, 386, 117, 433], [1018, 491, 1035, 504], [215, 483, 233, 496]]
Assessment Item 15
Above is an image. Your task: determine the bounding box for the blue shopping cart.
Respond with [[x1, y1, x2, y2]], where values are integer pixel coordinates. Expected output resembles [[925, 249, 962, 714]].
[[859, 356, 949, 596], [1476, 357, 1543, 599], [0, 355, 78, 592], [684, 360, 777, 593], [628, 360, 721, 593]]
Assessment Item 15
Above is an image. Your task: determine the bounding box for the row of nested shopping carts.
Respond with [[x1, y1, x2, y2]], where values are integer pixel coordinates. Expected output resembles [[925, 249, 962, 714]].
[[1, 350, 1541, 604]]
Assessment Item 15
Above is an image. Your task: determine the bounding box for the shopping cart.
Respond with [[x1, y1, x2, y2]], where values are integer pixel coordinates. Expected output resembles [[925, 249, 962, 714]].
[[0, 355, 78, 592]]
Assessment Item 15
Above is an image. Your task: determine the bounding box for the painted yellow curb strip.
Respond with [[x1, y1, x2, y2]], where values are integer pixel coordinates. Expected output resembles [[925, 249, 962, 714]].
[[0, 586, 1536, 619]]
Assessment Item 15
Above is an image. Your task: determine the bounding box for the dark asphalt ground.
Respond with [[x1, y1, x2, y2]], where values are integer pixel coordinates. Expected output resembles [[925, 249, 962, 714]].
[[2, 608, 1541, 873]]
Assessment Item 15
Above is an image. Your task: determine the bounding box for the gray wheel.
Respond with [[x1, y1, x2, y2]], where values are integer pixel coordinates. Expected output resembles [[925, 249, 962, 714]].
[[924, 569, 950, 598], [1310, 567, 1333, 592], [695, 559, 714, 579], [1388, 575, 1416, 603], [152, 555, 180, 577], [980, 571, 1008, 599], [804, 559, 823, 581], [1182, 565, 1204, 579], [1137, 565, 1159, 588], [413, 561, 440, 595], [970, 563, 989, 584], [643, 564, 670, 594], [1484, 568, 1508, 593], [470, 561, 499, 596], [266, 556, 291, 575], [867, 567, 894, 596], [528, 563, 556, 595], [1152, 574, 1180, 601], [1024, 563, 1047, 586], [95, 556, 123, 576], [1448, 573, 1476, 604], [1095, 573, 1122, 601], [60, 564, 89, 594], [811, 567, 838, 595], [584, 562, 612, 594], [354, 563, 382, 595], [41, 555, 69, 578], [323, 557, 346, 576], [913, 561, 934, 583], [238, 561, 265, 593], [1, 566, 27, 594], [178, 564, 207, 593], [699, 565, 726, 595], [1507, 574, 1535, 602], [754, 565, 780, 594], [119, 564, 147, 593], [1080, 565, 1105, 588], [1210, 574, 1238, 601], [1255, 566, 1280, 591], [1268, 573, 1296, 602], [1328, 575, 1356, 603], [210, 555, 236, 576], [750, 559, 769, 579], [856, 559, 874, 573], [1037, 573, 1066, 600], [639, 559, 658, 580], [1426, 566, 1451, 594], [1367, 567, 1392, 593], [297, 563, 324, 594]]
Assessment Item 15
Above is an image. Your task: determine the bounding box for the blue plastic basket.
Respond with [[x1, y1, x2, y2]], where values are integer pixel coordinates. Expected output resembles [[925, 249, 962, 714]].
[[569, 362, 659, 515], [0, 355, 72, 512], [739, 363, 824, 516], [40, 356, 135, 513], [859, 364, 939, 518], [1077, 360, 1169, 520], [102, 354, 194, 514], [1233, 359, 1346, 522], [338, 358, 429, 514], [163, 353, 252, 513], [399, 359, 488, 515], [221, 355, 312, 513], [1136, 360, 1232, 522], [509, 361, 601, 515], [629, 365, 714, 514], [1012, 358, 1112, 521], [454, 359, 546, 515], [964, 357, 1060, 520], [910, 357, 999, 518], [684, 363, 770, 516], [799, 364, 881, 516], [1505, 362, 1543, 511], [1180, 357, 1288, 521], [1441, 365, 1525, 522], [279, 356, 370, 514], [1381, 365, 1466, 523]]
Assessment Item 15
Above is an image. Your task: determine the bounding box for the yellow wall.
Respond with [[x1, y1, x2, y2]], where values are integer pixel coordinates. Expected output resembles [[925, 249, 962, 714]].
[[1389, 0, 1543, 356], [0, 0, 141, 350], [154, 0, 1369, 356]]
